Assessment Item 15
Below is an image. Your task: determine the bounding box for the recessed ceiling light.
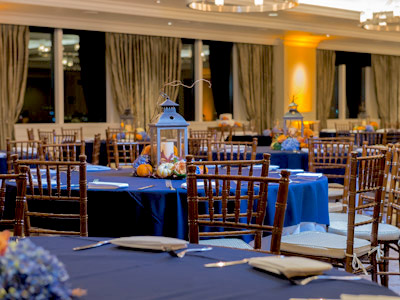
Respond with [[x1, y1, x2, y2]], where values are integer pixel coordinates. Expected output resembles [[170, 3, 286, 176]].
[[326, 34, 330, 37], [156, 0, 161, 3], [168, 22, 172, 26], [268, 12, 278, 17]]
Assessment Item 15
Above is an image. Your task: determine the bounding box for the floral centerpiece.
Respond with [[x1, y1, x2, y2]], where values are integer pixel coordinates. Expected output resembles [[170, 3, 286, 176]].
[[0, 231, 85, 299], [353, 122, 379, 132], [270, 127, 314, 151]]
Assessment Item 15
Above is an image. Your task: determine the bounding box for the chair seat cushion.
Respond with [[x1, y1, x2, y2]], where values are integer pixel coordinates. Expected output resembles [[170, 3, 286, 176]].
[[281, 231, 371, 259], [199, 238, 253, 250], [329, 213, 372, 223], [329, 183, 344, 189], [328, 188, 344, 199], [328, 221, 400, 241], [328, 202, 343, 213]]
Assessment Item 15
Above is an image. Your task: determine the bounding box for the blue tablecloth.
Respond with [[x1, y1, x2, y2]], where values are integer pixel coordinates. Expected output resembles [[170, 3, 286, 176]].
[[30, 236, 397, 300], [6, 168, 328, 239]]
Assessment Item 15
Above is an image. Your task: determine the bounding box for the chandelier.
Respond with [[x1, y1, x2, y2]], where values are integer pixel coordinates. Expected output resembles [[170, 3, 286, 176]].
[[360, 0, 400, 31], [186, 0, 298, 13]]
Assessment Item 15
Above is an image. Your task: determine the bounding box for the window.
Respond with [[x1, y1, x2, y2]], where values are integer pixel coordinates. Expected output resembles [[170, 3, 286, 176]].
[[203, 40, 233, 121], [177, 39, 195, 121], [19, 28, 55, 123], [329, 66, 339, 119], [63, 30, 106, 123], [333, 51, 371, 119]]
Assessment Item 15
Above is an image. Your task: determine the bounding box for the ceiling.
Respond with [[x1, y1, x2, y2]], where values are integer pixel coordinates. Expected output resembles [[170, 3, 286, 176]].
[[0, 0, 399, 54]]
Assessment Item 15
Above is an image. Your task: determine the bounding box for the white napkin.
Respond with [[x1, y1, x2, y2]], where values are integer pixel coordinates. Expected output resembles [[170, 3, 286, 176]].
[[248, 256, 332, 278], [341, 295, 400, 300], [181, 181, 216, 189], [110, 236, 187, 251], [279, 169, 304, 173], [31, 179, 57, 187], [86, 164, 112, 172], [88, 181, 129, 189], [0, 153, 6, 158], [296, 172, 323, 178]]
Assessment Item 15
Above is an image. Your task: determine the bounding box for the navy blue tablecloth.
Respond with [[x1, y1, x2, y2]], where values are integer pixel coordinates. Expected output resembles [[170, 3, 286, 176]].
[[6, 168, 328, 239], [30, 236, 397, 300]]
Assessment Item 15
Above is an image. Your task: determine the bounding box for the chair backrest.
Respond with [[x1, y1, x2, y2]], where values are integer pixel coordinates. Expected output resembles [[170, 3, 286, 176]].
[[208, 126, 232, 142], [335, 123, 351, 137], [40, 142, 85, 162], [6, 139, 43, 173], [0, 169, 28, 237], [92, 134, 101, 165], [26, 128, 35, 140], [189, 129, 211, 139], [361, 143, 393, 221], [61, 127, 83, 141], [186, 163, 289, 253], [188, 137, 209, 161], [13, 155, 88, 236], [345, 151, 385, 273], [308, 139, 353, 208], [354, 132, 386, 147], [111, 141, 150, 169], [385, 131, 400, 144], [106, 128, 138, 167], [54, 133, 77, 144], [386, 147, 400, 226], [38, 129, 56, 143], [186, 153, 290, 252], [207, 138, 258, 161]]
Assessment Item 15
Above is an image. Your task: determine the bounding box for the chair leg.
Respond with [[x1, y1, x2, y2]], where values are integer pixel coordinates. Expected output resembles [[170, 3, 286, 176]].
[[371, 253, 378, 283], [380, 243, 389, 287]]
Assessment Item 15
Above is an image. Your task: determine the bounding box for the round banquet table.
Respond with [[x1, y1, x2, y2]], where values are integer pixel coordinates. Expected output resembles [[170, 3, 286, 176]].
[[30, 236, 398, 300], [6, 167, 329, 239]]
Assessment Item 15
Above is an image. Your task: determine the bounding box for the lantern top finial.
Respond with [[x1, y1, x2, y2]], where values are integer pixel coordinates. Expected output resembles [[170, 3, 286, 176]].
[[149, 99, 189, 128], [283, 97, 303, 120]]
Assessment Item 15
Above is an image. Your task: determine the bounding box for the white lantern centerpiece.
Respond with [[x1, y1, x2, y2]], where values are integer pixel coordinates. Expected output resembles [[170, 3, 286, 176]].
[[149, 98, 189, 168], [283, 99, 304, 137]]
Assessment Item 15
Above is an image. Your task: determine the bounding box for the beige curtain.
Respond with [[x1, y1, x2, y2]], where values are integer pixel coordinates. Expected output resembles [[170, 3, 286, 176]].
[[236, 43, 274, 133], [0, 25, 29, 149], [106, 33, 181, 127], [316, 49, 336, 130], [372, 54, 400, 126]]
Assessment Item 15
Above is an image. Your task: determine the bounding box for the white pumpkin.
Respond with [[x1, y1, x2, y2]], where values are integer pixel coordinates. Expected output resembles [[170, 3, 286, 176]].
[[156, 163, 174, 178]]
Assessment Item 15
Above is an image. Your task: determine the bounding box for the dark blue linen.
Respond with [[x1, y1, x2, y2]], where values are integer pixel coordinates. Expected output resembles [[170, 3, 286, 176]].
[[6, 168, 328, 239], [29, 236, 397, 300]]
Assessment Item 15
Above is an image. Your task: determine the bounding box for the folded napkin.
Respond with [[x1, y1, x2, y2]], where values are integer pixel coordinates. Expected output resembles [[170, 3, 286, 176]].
[[0, 153, 6, 158], [88, 181, 129, 190], [86, 164, 112, 172], [181, 181, 216, 189], [278, 169, 304, 174], [248, 256, 332, 278], [110, 236, 188, 251], [296, 172, 323, 178], [269, 165, 279, 171], [341, 295, 400, 300]]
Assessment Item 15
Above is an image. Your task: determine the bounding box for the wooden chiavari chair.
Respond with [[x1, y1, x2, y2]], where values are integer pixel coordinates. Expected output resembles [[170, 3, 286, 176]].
[[91, 134, 101, 165], [335, 123, 351, 137], [207, 138, 257, 161], [26, 128, 35, 141], [385, 130, 400, 144], [208, 126, 232, 142], [40, 142, 85, 162], [61, 127, 83, 141], [38, 129, 56, 143], [6, 139, 42, 173], [111, 141, 150, 169], [186, 153, 290, 252], [188, 137, 209, 161], [189, 129, 211, 139], [281, 151, 386, 281], [0, 168, 28, 237], [354, 132, 386, 147], [105, 128, 138, 167], [54, 133, 77, 144], [308, 139, 353, 213], [13, 155, 88, 236]]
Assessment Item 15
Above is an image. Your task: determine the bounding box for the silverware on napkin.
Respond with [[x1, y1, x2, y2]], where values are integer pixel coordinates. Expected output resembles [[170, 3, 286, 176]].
[[204, 258, 249, 267], [73, 240, 111, 251], [138, 185, 155, 190]]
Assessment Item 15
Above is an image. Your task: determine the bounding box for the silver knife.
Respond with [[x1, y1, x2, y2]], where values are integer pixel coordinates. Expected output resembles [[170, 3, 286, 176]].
[[204, 258, 249, 268], [73, 240, 111, 251]]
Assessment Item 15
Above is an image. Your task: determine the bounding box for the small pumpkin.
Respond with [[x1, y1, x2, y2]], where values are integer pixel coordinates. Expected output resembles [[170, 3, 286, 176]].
[[136, 164, 153, 177], [156, 163, 174, 178]]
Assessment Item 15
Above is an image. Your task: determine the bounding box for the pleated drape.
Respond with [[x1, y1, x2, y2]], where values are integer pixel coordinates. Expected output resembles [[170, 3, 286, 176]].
[[0, 24, 29, 150], [236, 43, 274, 133], [316, 49, 336, 130], [106, 33, 181, 127], [372, 54, 400, 127]]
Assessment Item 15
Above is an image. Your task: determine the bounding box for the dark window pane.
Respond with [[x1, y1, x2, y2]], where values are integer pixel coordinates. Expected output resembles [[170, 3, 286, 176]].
[[177, 39, 195, 121], [63, 29, 106, 123], [203, 40, 233, 121], [19, 28, 55, 123], [329, 66, 339, 119]]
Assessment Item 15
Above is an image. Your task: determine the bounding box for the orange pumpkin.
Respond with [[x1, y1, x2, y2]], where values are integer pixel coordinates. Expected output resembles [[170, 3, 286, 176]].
[[136, 164, 153, 177]]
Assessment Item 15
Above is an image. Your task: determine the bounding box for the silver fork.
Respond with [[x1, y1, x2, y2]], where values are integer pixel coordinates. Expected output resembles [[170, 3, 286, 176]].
[[288, 275, 362, 286], [168, 247, 212, 258], [165, 179, 175, 191]]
